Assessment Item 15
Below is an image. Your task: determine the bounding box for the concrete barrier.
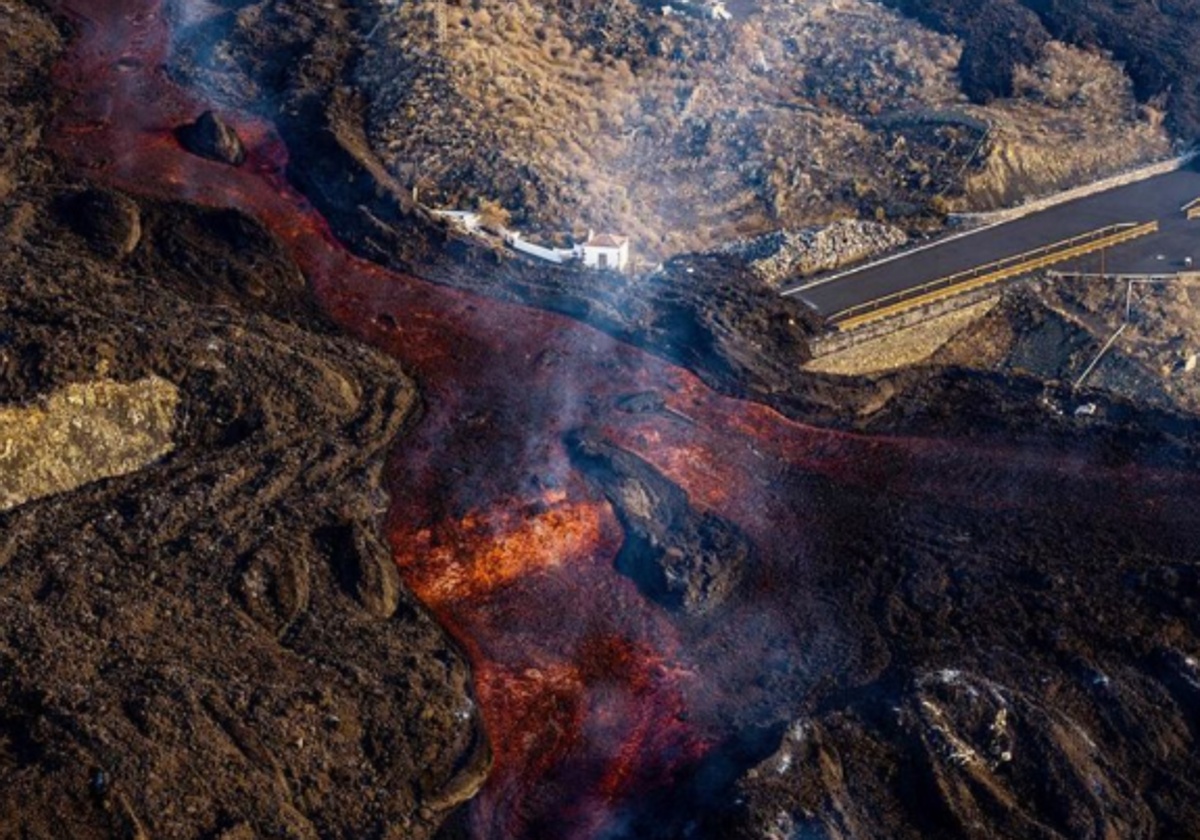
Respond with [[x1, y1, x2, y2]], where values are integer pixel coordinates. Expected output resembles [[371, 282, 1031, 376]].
[[950, 152, 1198, 229], [507, 236, 576, 264]]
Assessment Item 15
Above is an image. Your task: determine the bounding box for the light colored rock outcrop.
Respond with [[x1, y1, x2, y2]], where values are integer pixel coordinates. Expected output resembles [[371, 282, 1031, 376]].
[[0, 376, 179, 511]]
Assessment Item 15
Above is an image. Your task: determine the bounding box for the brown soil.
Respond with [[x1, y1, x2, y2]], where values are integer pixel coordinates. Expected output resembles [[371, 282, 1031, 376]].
[[933, 279, 1200, 412], [172, 0, 1171, 261]]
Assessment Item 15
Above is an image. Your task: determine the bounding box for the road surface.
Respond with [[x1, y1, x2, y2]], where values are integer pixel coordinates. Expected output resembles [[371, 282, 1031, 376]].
[[783, 168, 1200, 317]]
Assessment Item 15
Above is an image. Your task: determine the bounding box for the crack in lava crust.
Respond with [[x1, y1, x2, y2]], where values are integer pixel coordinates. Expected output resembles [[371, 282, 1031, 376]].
[[44, 0, 1200, 836]]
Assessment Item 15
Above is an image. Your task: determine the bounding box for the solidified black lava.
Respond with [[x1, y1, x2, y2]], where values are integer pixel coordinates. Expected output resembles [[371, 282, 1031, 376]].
[[13, 2, 1200, 839], [0, 186, 490, 838], [0, 12, 487, 826], [567, 431, 750, 616], [59, 188, 142, 258], [176, 109, 246, 166]]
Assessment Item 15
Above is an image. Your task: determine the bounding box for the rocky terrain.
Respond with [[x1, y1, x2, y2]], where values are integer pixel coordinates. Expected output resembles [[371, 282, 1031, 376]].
[[1, 197, 490, 837], [6, 1, 1200, 840], [712, 219, 908, 287], [930, 276, 1200, 414], [0, 4, 486, 837], [885, 0, 1200, 140], [161, 0, 1200, 437], [175, 0, 1173, 263], [567, 431, 752, 616]]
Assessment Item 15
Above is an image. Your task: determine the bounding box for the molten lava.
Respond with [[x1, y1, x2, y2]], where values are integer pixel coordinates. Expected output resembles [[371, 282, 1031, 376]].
[[398, 496, 610, 608], [44, 1, 1200, 836]]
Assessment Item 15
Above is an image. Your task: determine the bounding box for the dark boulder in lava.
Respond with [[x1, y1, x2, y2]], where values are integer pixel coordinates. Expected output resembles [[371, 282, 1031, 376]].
[[177, 109, 246, 166], [567, 431, 750, 616]]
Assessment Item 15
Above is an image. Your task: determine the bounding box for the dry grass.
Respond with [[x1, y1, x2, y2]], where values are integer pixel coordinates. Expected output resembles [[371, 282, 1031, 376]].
[[357, 0, 1170, 260], [962, 43, 1173, 210]]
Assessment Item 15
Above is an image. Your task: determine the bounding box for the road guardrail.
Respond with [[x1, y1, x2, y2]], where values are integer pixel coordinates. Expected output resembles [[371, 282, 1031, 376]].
[[831, 221, 1160, 331]]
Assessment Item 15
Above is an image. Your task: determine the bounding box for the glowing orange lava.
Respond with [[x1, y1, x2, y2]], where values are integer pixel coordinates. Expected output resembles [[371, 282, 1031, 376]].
[[395, 496, 610, 608]]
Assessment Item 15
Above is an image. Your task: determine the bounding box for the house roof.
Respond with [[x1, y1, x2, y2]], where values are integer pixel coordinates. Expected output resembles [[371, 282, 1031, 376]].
[[585, 233, 629, 248]]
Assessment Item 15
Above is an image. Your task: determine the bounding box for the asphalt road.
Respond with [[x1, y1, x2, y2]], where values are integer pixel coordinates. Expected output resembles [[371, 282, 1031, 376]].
[[783, 168, 1200, 316]]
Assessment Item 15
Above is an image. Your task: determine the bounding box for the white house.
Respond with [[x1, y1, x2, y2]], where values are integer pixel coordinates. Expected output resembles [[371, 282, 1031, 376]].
[[434, 211, 633, 273], [431, 209, 482, 233], [581, 232, 631, 272]]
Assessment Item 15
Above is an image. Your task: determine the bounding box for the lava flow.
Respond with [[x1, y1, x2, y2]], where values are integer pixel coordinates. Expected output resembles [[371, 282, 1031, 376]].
[[44, 1, 1200, 837]]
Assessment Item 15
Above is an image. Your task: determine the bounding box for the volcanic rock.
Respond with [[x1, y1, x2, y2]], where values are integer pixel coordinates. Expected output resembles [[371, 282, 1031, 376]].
[[235, 539, 312, 637], [16, 1, 1200, 837], [567, 432, 750, 616], [129, 203, 316, 317], [715, 219, 908, 287], [733, 669, 1159, 839], [319, 519, 404, 619], [60, 188, 143, 257], [0, 186, 484, 838], [177, 109, 246, 166]]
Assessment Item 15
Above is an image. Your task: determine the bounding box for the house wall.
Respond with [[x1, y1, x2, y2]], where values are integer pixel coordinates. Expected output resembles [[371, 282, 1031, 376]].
[[511, 238, 571, 263], [583, 244, 629, 271]]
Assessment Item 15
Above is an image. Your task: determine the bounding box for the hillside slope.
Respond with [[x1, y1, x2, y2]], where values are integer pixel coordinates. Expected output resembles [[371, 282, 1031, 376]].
[[884, 0, 1200, 140], [346, 0, 1171, 259]]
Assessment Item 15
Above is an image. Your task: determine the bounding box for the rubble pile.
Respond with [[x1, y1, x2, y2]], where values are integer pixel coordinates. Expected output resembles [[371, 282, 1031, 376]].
[[717, 219, 908, 286]]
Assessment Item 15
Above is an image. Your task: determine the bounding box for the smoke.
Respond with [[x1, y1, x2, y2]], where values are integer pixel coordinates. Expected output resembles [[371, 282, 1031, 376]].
[[162, 0, 265, 113]]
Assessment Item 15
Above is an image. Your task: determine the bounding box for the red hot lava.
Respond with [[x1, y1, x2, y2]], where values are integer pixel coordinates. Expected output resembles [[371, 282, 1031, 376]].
[[44, 1, 1200, 836]]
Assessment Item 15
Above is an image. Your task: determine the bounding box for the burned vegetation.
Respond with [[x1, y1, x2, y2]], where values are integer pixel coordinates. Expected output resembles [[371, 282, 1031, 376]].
[[885, 0, 1200, 140]]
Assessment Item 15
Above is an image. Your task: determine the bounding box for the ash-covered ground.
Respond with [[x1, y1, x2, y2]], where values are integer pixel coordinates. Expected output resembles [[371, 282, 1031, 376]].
[[0, 4, 486, 837], [4, 2, 1200, 839]]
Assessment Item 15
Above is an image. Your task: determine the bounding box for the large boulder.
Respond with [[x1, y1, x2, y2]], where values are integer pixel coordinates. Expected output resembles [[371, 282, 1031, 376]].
[[176, 109, 246, 166]]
